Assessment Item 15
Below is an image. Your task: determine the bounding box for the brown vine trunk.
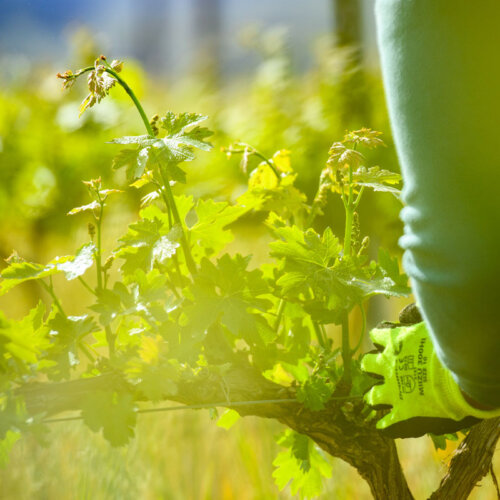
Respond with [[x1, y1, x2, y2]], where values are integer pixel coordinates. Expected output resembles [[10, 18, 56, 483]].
[[278, 407, 413, 500], [18, 366, 499, 499], [429, 417, 500, 500]]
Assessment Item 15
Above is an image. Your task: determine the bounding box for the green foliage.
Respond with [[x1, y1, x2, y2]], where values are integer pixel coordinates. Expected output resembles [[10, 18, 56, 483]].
[[216, 409, 241, 430], [0, 243, 95, 295], [81, 391, 136, 446], [0, 55, 411, 496], [429, 432, 459, 451], [0, 302, 50, 369], [110, 112, 213, 185], [183, 254, 274, 349], [296, 376, 334, 411], [0, 431, 20, 468], [273, 430, 332, 498]]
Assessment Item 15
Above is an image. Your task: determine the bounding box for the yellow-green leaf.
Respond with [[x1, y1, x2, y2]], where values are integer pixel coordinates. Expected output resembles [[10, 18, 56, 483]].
[[273, 149, 292, 173], [217, 409, 241, 430], [249, 163, 279, 189]]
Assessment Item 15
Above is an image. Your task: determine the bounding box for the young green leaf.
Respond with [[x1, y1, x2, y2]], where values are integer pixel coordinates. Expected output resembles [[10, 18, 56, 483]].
[[273, 430, 332, 499], [115, 206, 181, 275], [296, 377, 334, 411], [0, 431, 21, 468], [183, 254, 274, 347], [56, 243, 95, 280], [109, 135, 157, 146], [188, 199, 248, 261], [0, 302, 50, 367], [216, 409, 241, 430], [352, 166, 401, 185], [159, 111, 213, 152], [81, 391, 137, 446], [67, 201, 100, 215], [0, 262, 60, 295], [112, 148, 150, 180]]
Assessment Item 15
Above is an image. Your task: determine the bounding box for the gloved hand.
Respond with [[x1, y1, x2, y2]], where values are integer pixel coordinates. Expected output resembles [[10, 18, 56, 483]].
[[361, 322, 500, 438]]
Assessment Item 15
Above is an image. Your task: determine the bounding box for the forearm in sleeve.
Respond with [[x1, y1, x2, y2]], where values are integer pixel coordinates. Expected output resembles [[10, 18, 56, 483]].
[[374, 0, 500, 406]]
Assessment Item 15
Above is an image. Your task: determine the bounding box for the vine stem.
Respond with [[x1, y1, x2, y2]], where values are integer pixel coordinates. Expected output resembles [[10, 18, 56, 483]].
[[95, 201, 104, 291], [103, 66, 152, 135], [344, 205, 354, 258], [78, 276, 96, 296], [106, 65, 196, 275], [351, 303, 367, 356], [353, 185, 365, 209], [92, 196, 115, 358], [274, 299, 286, 332], [343, 158, 356, 258], [73, 64, 196, 274], [251, 149, 281, 181], [340, 148, 363, 388], [41, 279, 96, 363], [157, 164, 197, 274], [78, 343, 96, 363], [341, 313, 352, 389], [313, 322, 327, 349], [231, 142, 281, 181], [67, 63, 198, 354], [41, 279, 66, 318]]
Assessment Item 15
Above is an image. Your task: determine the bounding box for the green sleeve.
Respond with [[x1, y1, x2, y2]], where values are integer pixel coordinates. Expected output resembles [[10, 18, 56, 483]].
[[374, 0, 500, 406]]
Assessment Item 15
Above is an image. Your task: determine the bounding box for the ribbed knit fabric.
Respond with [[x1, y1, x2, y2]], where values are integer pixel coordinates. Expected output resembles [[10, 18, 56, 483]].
[[374, 0, 500, 405], [435, 353, 500, 420]]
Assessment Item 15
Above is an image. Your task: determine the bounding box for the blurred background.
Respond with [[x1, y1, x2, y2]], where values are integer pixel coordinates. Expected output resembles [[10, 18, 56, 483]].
[[0, 1, 497, 498]]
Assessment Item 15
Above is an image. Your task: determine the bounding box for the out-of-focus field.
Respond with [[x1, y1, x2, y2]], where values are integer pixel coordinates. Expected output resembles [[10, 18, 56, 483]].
[[0, 41, 498, 499], [1, 405, 499, 499]]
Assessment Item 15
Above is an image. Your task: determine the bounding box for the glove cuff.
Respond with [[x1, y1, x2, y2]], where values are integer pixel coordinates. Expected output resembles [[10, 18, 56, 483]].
[[436, 355, 500, 420]]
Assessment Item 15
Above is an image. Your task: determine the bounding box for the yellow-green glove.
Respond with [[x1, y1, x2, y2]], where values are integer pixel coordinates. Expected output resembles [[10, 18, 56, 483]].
[[361, 322, 500, 438]]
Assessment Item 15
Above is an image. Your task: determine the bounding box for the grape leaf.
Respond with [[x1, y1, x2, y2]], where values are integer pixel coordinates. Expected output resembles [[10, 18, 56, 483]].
[[0, 243, 95, 295], [272, 149, 292, 173], [429, 432, 459, 451], [67, 201, 100, 215], [0, 431, 21, 467], [249, 163, 279, 189], [188, 199, 248, 261], [352, 166, 401, 185], [239, 169, 307, 220], [376, 248, 410, 292], [270, 221, 409, 322], [56, 243, 95, 280], [45, 312, 99, 379], [216, 409, 241, 430], [116, 206, 181, 275], [273, 430, 331, 499], [111, 114, 211, 183], [90, 270, 169, 328], [159, 111, 213, 151], [269, 223, 345, 306], [0, 262, 58, 295], [112, 148, 149, 180], [270, 224, 341, 269], [81, 391, 136, 446], [343, 128, 385, 149], [108, 135, 157, 146], [129, 363, 178, 402], [0, 302, 50, 367], [151, 235, 180, 266], [183, 254, 274, 347], [296, 377, 333, 411], [356, 182, 401, 198]]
